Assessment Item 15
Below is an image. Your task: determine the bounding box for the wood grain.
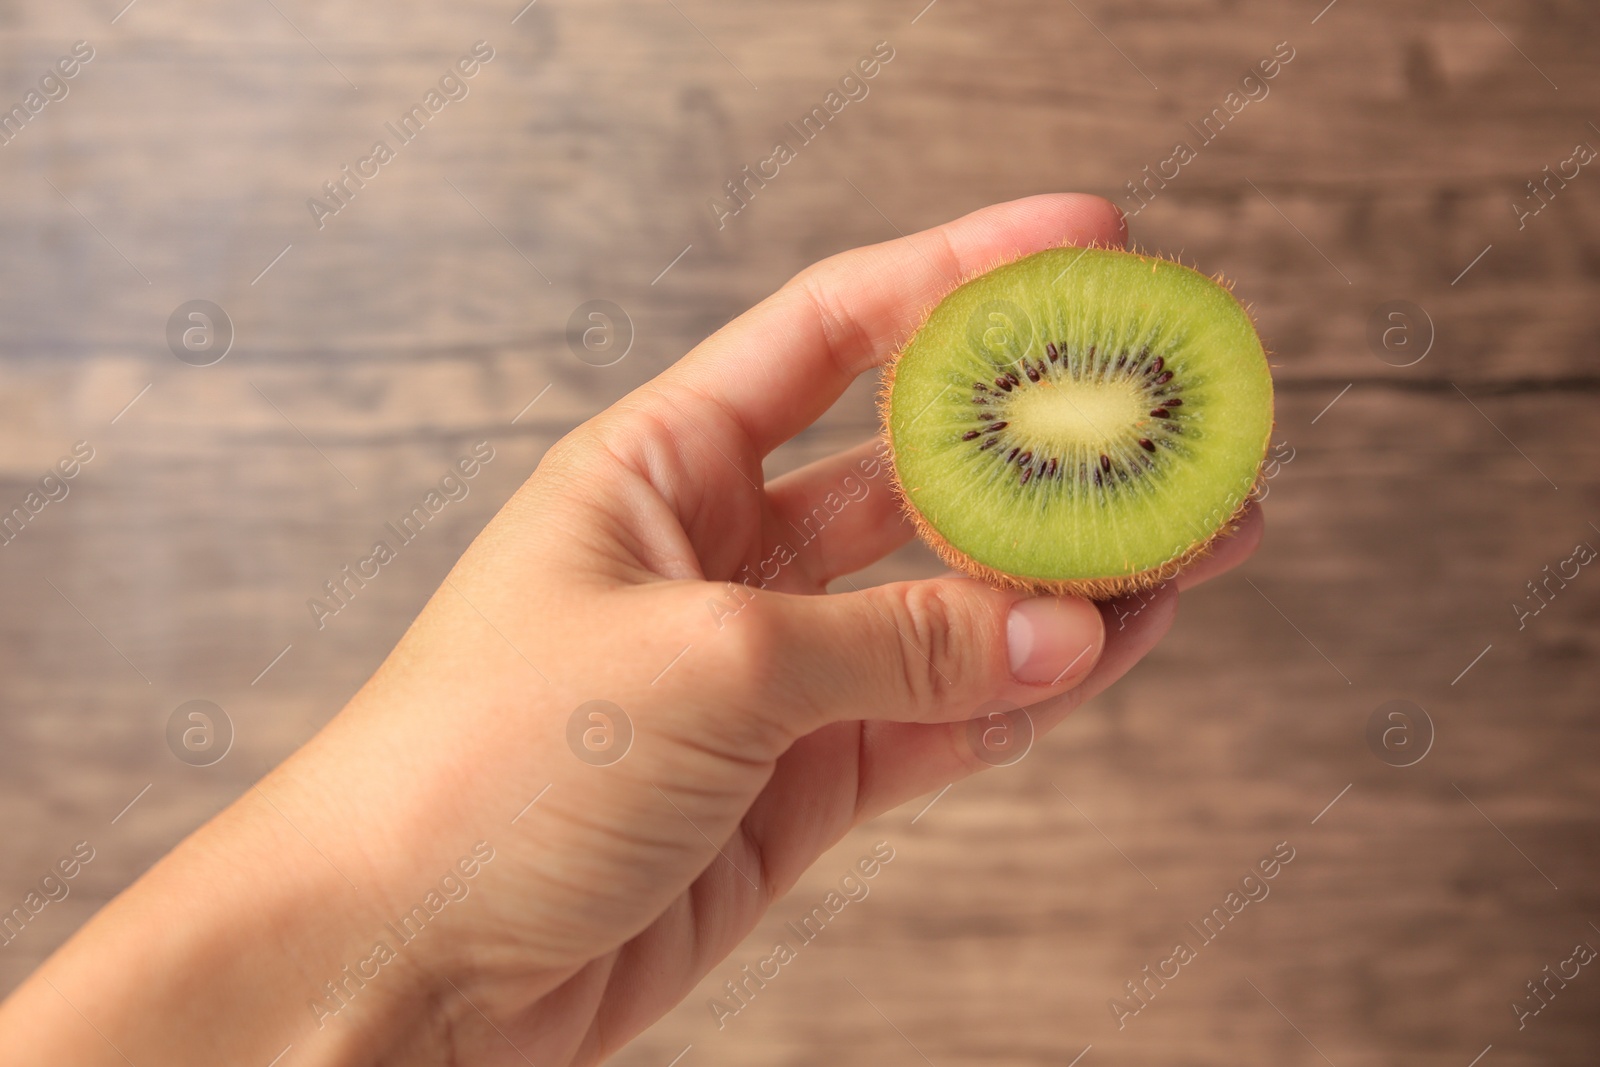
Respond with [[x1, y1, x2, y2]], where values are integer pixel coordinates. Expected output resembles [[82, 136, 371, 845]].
[[0, 0, 1596, 1062]]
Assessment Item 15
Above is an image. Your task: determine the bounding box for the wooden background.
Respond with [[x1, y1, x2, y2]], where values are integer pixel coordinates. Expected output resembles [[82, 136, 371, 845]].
[[1, 0, 1597, 1063]]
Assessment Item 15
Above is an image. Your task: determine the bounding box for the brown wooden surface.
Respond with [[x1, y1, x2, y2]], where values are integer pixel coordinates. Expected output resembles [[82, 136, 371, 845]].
[[2, 0, 1598, 1063]]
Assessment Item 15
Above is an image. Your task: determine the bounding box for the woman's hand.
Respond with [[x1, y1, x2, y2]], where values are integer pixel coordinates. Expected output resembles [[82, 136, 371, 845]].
[[0, 193, 1261, 1067]]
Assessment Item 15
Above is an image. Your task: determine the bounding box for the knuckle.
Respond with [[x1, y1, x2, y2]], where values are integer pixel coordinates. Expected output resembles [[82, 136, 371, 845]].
[[533, 428, 600, 486], [707, 590, 787, 691], [791, 270, 875, 376], [665, 589, 798, 754], [887, 583, 961, 709]]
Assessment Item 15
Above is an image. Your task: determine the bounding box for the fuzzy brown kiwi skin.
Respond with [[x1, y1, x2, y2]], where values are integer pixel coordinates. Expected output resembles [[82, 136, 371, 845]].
[[877, 243, 1274, 602]]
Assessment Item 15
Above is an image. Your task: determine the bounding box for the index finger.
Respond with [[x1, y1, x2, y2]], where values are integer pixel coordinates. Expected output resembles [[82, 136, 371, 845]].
[[661, 193, 1127, 457]]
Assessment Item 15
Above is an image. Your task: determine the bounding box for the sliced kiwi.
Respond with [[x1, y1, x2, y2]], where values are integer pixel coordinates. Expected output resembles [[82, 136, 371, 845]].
[[882, 246, 1273, 599]]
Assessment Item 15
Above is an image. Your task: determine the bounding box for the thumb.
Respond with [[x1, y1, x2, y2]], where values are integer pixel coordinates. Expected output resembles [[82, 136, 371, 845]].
[[773, 577, 1107, 727]]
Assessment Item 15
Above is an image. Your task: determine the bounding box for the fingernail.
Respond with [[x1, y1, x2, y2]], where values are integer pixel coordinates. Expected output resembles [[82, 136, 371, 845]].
[[1007, 596, 1103, 686]]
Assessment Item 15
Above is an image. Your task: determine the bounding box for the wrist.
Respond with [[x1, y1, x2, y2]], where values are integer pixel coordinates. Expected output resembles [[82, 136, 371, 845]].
[[0, 769, 458, 1067]]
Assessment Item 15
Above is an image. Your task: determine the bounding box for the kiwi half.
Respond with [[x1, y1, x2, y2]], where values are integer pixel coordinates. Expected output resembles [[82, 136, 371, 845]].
[[882, 246, 1273, 599]]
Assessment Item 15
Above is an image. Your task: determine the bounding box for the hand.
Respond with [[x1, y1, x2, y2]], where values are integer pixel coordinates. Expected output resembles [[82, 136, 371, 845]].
[[0, 193, 1261, 1066]]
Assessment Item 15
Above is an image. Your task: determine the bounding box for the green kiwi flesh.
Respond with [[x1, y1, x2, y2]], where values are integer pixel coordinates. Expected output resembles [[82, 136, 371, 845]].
[[883, 246, 1273, 599]]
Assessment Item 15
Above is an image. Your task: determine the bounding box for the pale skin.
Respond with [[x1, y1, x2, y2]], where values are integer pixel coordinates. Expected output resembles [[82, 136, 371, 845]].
[[0, 193, 1261, 1065]]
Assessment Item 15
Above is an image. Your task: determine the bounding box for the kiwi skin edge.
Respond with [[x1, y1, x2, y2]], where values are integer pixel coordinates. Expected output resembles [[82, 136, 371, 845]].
[[877, 242, 1271, 602]]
